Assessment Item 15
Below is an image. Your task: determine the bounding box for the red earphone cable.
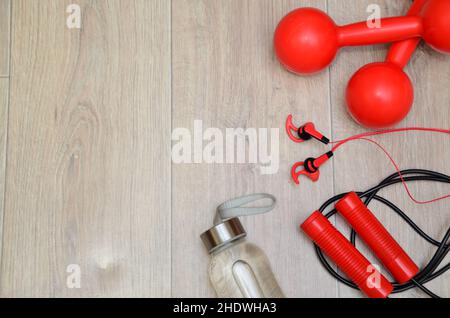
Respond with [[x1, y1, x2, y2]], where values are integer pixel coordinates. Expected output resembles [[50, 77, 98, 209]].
[[331, 127, 450, 152], [329, 127, 450, 205]]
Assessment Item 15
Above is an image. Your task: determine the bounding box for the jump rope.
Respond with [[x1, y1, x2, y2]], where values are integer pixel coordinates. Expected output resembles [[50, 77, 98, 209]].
[[273, 0, 450, 298], [317, 170, 450, 299], [286, 116, 450, 298]]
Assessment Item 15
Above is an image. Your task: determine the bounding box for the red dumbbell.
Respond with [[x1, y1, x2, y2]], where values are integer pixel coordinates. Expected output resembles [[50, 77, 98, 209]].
[[346, 0, 426, 128], [274, 0, 450, 75]]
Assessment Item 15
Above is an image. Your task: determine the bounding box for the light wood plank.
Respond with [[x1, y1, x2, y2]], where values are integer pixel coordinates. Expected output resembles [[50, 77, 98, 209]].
[[0, 79, 8, 267], [172, 0, 336, 297], [0, 0, 10, 76], [329, 0, 450, 298], [1, 0, 171, 297]]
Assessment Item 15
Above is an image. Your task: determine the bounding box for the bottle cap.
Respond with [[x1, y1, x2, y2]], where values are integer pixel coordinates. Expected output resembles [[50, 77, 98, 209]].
[[201, 218, 246, 253]]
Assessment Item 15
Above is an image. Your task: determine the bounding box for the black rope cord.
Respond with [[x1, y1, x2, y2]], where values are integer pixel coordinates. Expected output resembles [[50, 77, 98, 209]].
[[315, 169, 450, 298]]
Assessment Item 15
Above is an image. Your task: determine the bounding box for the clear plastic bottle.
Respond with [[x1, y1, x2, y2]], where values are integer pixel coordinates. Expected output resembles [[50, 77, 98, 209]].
[[201, 210, 284, 298]]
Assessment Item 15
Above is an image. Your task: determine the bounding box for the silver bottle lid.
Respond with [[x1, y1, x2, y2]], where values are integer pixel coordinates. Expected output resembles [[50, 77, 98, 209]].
[[201, 218, 247, 253]]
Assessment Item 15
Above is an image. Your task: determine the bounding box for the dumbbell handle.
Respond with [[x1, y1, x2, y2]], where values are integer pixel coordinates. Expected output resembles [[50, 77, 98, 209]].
[[301, 211, 393, 298], [338, 16, 423, 47], [386, 0, 427, 68], [335, 193, 419, 284]]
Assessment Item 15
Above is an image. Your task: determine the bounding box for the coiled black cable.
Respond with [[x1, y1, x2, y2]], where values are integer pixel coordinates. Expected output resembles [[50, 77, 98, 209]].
[[315, 169, 450, 298]]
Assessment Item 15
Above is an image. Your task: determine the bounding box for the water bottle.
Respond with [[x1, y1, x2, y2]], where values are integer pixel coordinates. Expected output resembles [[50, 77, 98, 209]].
[[200, 194, 285, 298]]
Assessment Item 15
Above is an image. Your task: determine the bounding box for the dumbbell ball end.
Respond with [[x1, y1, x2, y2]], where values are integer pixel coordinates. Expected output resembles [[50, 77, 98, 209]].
[[274, 8, 339, 75], [346, 62, 414, 128], [421, 0, 450, 54]]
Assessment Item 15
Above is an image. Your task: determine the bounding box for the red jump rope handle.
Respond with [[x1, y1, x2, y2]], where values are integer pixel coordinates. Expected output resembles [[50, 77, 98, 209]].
[[335, 192, 419, 284], [301, 211, 393, 298]]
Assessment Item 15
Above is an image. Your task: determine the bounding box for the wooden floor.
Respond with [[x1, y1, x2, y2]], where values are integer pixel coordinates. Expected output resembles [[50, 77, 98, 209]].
[[0, 0, 448, 297]]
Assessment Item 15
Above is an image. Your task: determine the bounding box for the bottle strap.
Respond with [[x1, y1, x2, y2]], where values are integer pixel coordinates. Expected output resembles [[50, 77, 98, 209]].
[[214, 193, 277, 225]]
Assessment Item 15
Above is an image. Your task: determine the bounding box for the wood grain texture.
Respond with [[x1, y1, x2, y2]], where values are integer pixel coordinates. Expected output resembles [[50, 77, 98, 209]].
[[172, 0, 336, 298], [0, 0, 10, 76], [0, 0, 448, 298], [0, 79, 8, 268], [1, 0, 171, 297], [329, 0, 450, 298]]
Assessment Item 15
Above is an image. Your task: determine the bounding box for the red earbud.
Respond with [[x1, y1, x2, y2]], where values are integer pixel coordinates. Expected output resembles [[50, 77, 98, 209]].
[[274, 0, 450, 75], [285, 115, 329, 144], [291, 152, 333, 185], [299, 123, 330, 144], [286, 115, 332, 185], [346, 0, 426, 128]]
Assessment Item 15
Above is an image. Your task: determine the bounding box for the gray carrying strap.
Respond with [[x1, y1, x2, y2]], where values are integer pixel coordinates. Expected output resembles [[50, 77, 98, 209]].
[[214, 193, 277, 225]]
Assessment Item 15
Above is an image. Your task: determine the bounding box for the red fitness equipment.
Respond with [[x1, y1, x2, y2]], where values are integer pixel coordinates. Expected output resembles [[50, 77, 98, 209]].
[[301, 211, 394, 298], [347, 0, 427, 128], [335, 192, 419, 284], [290, 152, 333, 184], [274, 0, 450, 75], [285, 114, 330, 145], [285, 115, 333, 184], [285, 115, 450, 204]]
